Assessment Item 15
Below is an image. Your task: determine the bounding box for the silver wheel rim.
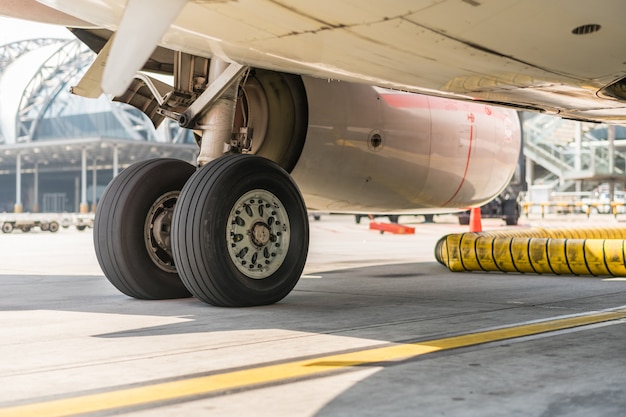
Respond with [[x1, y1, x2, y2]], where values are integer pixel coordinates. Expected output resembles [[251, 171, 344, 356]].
[[227, 189, 290, 279], [144, 191, 179, 273]]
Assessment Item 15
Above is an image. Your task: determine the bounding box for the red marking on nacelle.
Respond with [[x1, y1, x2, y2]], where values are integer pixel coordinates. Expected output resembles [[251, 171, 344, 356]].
[[379, 93, 430, 109]]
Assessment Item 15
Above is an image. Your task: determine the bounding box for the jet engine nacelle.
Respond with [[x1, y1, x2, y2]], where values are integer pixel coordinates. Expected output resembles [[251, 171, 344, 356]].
[[245, 71, 521, 213]]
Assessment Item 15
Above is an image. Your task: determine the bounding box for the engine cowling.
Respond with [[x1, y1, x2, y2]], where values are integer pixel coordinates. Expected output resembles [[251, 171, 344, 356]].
[[244, 74, 521, 213]]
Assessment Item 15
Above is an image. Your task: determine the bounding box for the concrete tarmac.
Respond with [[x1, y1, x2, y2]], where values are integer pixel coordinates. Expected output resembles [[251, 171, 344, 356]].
[[1, 213, 626, 416]]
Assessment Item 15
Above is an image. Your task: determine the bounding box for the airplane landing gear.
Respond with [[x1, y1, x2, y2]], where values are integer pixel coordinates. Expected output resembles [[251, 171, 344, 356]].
[[94, 56, 309, 306], [172, 154, 309, 306]]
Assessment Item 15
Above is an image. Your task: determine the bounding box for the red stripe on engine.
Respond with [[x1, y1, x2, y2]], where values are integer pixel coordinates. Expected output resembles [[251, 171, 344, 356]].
[[442, 124, 474, 207]]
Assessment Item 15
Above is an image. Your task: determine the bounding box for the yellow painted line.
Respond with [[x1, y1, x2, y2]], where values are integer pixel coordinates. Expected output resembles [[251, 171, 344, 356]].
[[424, 310, 626, 349], [2, 309, 626, 417]]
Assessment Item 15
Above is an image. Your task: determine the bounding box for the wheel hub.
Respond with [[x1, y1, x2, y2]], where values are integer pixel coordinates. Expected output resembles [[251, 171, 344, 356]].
[[227, 189, 290, 279], [251, 222, 271, 246], [145, 191, 179, 273]]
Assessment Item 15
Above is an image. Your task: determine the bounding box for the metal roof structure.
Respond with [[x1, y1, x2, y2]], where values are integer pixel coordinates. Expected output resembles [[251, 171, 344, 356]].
[[0, 137, 196, 175]]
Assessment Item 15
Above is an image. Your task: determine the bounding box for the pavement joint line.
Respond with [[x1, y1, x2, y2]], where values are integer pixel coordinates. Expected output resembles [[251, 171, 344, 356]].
[[2, 308, 626, 417]]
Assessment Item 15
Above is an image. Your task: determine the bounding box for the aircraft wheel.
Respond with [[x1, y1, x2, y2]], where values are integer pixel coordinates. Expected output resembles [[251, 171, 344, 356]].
[[172, 154, 309, 307], [2, 222, 13, 233], [503, 200, 519, 226], [94, 158, 196, 299]]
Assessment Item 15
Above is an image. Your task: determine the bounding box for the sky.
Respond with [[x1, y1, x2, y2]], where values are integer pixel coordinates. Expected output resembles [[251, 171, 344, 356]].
[[0, 16, 73, 45]]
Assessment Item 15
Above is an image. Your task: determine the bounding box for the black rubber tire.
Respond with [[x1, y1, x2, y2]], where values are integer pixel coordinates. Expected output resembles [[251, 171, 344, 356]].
[[2, 222, 13, 233], [76, 225, 87, 231], [172, 154, 309, 307], [94, 158, 196, 299], [504, 217, 518, 226], [503, 200, 520, 226], [48, 221, 59, 233]]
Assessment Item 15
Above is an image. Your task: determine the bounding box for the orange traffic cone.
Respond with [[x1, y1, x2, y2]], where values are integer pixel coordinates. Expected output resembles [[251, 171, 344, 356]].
[[469, 207, 482, 233]]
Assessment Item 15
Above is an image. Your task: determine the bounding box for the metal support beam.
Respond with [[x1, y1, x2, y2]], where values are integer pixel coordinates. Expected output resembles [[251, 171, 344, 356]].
[[33, 162, 39, 212], [574, 121, 582, 171], [80, 148, 88, 213], [574, 122, 582, 193], [608, 124, 616, 203], [92, 158, 98, 212], [608, 124, 616, 173], [113, 144, 119, 177], [14, 153, 22, 213], [525, 158, 534, 187], [74, 176, 79, 213]]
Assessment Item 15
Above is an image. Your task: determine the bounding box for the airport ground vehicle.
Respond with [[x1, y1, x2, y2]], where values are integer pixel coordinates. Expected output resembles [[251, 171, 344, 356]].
[[61, 214, 95, 231], [0, 213, 60, 233], [0, 213, 95, 233]]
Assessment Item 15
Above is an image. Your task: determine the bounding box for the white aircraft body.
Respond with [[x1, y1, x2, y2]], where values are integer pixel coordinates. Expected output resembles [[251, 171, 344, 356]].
[[0, 0, 621, 306]]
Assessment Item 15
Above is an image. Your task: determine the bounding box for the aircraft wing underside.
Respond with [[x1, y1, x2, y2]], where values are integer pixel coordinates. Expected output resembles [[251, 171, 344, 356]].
[[26, 0, 626, 123]]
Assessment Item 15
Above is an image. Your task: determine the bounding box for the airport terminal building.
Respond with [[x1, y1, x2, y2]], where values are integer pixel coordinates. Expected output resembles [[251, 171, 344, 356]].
[[0, 37, 197, 213]]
